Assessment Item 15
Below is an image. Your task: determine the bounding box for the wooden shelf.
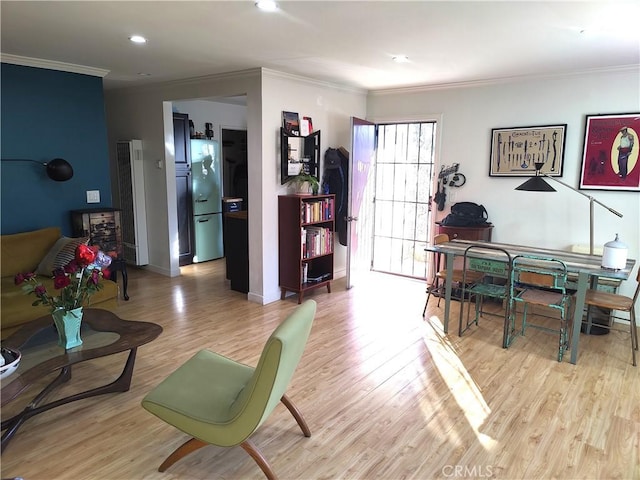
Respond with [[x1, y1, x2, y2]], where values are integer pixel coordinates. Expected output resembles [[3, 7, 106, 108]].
[[278, 194, 335, 303]]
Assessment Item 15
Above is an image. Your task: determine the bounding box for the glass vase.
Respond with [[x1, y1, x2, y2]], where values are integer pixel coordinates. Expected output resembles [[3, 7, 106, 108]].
[[52, 307, 83, 350]]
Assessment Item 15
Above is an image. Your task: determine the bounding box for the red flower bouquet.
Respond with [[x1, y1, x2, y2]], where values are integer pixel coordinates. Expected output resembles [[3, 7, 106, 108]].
[[15, 244, 112, 312]]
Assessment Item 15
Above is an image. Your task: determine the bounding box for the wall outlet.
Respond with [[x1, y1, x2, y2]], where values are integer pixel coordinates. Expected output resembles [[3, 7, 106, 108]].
[[86, 190, 100, 203]]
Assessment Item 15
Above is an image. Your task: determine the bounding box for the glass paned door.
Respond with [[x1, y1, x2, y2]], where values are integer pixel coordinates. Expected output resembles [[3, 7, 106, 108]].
[[372, 122, 436, 279]]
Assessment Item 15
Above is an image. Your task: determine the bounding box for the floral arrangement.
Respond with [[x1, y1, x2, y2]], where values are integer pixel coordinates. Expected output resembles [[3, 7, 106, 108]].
[[15, 244, 112, 312]]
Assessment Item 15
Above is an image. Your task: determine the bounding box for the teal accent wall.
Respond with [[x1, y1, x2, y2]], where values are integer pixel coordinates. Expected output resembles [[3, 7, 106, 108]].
[[1, 63, 111, 235]]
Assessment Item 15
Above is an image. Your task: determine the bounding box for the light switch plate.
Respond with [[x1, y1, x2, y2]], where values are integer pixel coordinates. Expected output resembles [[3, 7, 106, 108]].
[[86, 190, 100, 203]]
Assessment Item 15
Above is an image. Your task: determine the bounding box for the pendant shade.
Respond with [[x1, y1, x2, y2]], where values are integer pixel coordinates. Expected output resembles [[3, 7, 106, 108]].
[[515, 176, 556, 192]]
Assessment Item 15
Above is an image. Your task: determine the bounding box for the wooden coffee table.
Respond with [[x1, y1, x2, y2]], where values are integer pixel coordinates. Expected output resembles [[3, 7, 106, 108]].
[[0, 308, 162, 452]]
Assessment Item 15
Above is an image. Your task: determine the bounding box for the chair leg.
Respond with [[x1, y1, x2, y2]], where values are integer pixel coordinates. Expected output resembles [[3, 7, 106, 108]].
[[558, 312, 567, 362], [436, 277, 443, 308], [240, 438, 278, 480], [423, 276, 441, 316], [158, 437, 208, 472], [281, 394, 311, 437], [630, 309, 637, 367], [422, 291, 430, 317]]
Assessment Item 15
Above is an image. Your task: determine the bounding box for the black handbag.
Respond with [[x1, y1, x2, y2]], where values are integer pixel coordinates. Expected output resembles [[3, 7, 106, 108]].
[[440, 202, 490, 227]]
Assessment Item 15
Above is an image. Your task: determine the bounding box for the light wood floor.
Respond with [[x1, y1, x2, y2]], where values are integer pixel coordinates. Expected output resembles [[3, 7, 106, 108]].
[[1, 260, 638, 479]]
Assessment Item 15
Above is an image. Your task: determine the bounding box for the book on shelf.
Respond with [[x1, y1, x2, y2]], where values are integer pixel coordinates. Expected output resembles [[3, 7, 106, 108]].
[[306, 272, 330, 284], [301, 226, 333, 258], [300, 118, 310, 137], [303, 116, 313, 133], [300, 197, 334, 223]]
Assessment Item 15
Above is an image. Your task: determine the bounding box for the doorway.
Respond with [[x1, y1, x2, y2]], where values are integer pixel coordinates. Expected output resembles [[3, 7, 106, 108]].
[[371, 122, 437, 279], [221, 129, 248, 207], [347, 120, 437, 286]]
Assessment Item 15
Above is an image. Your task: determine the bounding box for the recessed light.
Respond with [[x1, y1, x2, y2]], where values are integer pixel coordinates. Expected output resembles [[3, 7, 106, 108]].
[[129, 35, 147, 44], [393, 55, 410, 63], [255, 1, 278, 12], [137, 73, 151, 76]]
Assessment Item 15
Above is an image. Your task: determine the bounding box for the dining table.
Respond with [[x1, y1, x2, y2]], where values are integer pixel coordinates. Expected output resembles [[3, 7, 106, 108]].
[[425, 239, 636, 364]]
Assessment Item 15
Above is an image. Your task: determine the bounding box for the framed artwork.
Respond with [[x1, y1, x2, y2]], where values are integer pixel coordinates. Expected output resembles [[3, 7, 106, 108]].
[[579, 113, 640, 191], [282, 111, 300, 136], [489, 124, 566, 177]]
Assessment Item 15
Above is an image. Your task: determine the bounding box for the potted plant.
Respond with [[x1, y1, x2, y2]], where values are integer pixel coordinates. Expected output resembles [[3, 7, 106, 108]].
[[287, 173, 320, 195]]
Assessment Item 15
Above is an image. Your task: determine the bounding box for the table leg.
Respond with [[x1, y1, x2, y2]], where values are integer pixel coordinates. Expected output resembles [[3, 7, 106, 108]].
[[570, 272, 588, 364], [110, 259, 129, 301], [443, 253, 454, 334], [0, 348, 138, 452], [120, 261, 129, 301], [1, 366, 71, 451]]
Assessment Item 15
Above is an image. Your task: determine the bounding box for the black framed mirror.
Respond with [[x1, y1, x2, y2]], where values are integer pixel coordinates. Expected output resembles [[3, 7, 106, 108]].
[[280, 128, 321, 184]]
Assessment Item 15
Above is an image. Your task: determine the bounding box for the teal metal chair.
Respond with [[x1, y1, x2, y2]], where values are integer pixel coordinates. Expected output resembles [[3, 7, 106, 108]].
[[458, 244, 513, 347], [142, 300, 316, 479], [509, 255, 571, 361]]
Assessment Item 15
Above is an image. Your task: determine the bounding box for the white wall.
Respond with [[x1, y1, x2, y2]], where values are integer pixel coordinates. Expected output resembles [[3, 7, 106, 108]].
[[104, 68, 366, 304], [261, 70, 367, 302], [367, 67, 640, 298]]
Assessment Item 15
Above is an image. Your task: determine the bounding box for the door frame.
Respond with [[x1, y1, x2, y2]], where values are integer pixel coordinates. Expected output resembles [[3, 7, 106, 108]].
[[347, 114, 443, 286]]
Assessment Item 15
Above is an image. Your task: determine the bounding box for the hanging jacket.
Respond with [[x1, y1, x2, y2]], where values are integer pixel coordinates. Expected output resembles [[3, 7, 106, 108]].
[[322, 147, 349, 246]]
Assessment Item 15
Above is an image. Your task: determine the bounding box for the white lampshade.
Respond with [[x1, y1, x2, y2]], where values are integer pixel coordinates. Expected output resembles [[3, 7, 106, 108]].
[[601, 234, 628, 270]]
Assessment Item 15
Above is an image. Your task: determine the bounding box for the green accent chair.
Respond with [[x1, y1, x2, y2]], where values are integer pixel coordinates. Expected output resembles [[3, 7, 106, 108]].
[[509, 255, 571, 362], [141, 300, 317, 479]]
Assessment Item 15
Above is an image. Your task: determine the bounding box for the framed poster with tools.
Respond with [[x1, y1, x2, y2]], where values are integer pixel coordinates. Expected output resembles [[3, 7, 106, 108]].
[[489, 124, 566, 177], [579, 112, 640, 191]]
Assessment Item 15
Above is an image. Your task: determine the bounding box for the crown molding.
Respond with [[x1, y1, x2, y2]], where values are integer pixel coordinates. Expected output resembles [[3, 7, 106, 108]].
[[261, 68, 366, 95], [368, 64, 640, 96], [0, 53, 109, 78]]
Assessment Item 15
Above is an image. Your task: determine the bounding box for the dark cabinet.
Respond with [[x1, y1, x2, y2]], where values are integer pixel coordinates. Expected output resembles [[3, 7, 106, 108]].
[[280, 128, 321, 184], [173, 112, 194, 266], [226, 211, 249, 293]]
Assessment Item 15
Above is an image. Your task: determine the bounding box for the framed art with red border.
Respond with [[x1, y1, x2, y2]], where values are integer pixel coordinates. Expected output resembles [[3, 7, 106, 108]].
[[580, 113, 640, 191]]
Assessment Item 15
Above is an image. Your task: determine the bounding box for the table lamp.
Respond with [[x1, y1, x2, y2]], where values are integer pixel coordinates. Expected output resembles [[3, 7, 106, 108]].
[[515, 162, 623, 255]]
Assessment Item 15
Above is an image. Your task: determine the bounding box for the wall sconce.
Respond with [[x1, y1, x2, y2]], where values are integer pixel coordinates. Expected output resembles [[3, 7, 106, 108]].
[[515, 161, 623, 255], [1, 158, 74, 181]]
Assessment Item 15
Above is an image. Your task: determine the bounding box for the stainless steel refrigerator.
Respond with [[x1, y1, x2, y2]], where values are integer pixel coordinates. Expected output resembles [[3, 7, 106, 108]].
[[191, 138, 224, 262]]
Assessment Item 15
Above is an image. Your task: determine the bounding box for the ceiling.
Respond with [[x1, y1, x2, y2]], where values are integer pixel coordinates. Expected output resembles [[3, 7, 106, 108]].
[[1, 1, 639, 92]]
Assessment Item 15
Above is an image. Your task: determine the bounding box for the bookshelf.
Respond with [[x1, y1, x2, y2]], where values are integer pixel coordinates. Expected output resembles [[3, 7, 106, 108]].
[[278, 194, 335, 303]]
